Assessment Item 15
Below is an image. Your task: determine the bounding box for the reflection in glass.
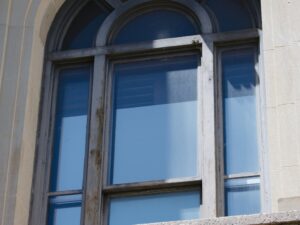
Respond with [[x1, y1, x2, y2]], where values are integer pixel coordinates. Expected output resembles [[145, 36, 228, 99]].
[[222, 48, 259, 175], [225, 177, 260, 216], [50, 66, 90, 191], [109, 191, 200, 225], [62, 1, 110, 50], [48, 195, 82, 225], [205, 0, 254, 32], [111, 55, 199, 184], [112, 9, 198, 45]]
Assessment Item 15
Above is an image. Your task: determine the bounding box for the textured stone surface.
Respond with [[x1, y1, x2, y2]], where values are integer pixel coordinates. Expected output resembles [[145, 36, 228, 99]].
[[279, 197, 300, 211], [140, 211, 300, 225], [261, 0, 300, 212]]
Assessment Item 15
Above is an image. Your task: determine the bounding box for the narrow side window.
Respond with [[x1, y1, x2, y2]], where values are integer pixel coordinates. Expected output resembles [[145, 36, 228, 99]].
[[47, 66, 91, 225], [221, 48, 261, 216]]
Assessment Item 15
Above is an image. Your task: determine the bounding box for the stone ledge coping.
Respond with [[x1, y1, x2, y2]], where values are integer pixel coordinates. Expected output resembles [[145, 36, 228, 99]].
[[140, 211, 300, 225]]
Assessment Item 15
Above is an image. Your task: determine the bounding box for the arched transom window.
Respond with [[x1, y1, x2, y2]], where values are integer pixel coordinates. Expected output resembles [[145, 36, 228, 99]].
[[30, 1, 265, 225]]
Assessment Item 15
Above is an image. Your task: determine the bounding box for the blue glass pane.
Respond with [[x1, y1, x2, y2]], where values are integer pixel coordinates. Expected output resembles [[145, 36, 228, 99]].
[[111, 55, 199, 184], [205, 0, 253, 32], [62, 1, 110, 50], [50, 66, 90, 191], [48, 195, 82, 225], [112, 9, 198, 45], [225, 177, 261, 216], [222, 48, 259, 175], [109, 191, 200, 225]]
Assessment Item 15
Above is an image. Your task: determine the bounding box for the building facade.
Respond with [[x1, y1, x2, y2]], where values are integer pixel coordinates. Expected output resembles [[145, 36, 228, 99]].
[[0, 0, 300, 225]]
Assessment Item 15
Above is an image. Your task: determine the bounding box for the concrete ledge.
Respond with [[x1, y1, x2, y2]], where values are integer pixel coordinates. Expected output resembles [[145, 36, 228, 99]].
[[140, 211, 300, 225]]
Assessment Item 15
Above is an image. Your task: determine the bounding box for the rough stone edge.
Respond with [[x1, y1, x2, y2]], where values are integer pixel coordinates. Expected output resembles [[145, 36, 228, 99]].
[[139, 211, 300, 225]]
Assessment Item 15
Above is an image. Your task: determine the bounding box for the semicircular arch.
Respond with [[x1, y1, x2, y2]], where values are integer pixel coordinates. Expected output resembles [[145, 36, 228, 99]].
[[96, 0, 213, 47]]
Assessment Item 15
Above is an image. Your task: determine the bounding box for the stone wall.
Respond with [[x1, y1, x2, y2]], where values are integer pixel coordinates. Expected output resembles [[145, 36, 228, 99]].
[[261, 0, 300, 212]]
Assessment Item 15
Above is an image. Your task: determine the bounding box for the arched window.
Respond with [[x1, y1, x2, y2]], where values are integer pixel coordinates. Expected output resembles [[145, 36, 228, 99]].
[[30, 1, 265, 225], [111, 8, 199, 44]]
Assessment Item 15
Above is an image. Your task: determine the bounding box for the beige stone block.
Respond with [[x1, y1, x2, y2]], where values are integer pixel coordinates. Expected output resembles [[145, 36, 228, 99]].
[[0, 25, 22, 163], [266, 107, 281, 169], [266, 107, 281, 211], [279, 165, 300, 198], [269, 170, 281, 212], [0, 24, 6, 84], [0, 24, 5, 48], [288, 0, 300, 43], [0, 25, 23, 225], [16, 27, 34, 81], [0, 153, 9, 225], [0, 0, 10, 25], [293, 64, 300, 101], [272, 0, 293, 47], [1, 159, 20, 225], [10, 0, 30, 26], [34, 0, 67, 45], [278, 196, 300, 211], [12, 13, 47, 224], [274, 45, 300, 103], [263, 50, 277, 107], [13, 29, 43, 225], [274, 47, 296, 105], [25, 0, 43, 27], [277, 104, 300, 167], [39, 1, 57, 44], [295, 101, 300, 162], [279, 45, 300, 69], [0, 25, 42, 225], [261, 0, 275, 50]]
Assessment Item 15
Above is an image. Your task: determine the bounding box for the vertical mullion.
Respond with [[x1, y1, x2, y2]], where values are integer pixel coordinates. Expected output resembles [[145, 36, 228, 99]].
[[42, 61, 59, 225], [197, 53, 203, 182], [216, 48, 225, 217], [101, 59, 115, 225], [197, 50, 204, 217], [80, 64, 94, 225], [201, 39, 217, 218], [84, 55, 106, 225]]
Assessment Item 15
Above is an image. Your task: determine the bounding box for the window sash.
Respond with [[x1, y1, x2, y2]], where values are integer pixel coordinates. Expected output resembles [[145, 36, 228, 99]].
[[100, 51, 204, 225], [216, 44, 263, 216], [108, 52, 201, 185]]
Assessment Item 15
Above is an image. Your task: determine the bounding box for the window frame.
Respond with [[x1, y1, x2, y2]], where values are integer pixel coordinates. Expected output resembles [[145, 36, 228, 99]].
[[90, 38, 209, 225], [101, 50, 203, 224], [215, 43, 264, 216], [30, 1, 268, 225]]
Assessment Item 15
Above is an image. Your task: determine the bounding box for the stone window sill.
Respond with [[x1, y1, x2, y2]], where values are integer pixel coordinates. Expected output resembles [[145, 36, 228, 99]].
[[141, 211, 300, 225]]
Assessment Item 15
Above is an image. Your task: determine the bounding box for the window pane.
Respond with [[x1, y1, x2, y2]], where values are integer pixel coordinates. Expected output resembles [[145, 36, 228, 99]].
[[204, 0, 254, 32], [109, 191, 200, 225], [62, 1, 110, 50], [111, 55, 199, 184], [48, 195, 82, 225], [112, 9, 198, 45], [225, 177, 260, 216], [222, 48, 259, 175], [50, 66, 90, 191]]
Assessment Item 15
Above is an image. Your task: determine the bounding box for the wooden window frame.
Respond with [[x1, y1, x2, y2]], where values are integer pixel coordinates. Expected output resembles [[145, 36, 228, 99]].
[[30, 1, 268, 225]]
